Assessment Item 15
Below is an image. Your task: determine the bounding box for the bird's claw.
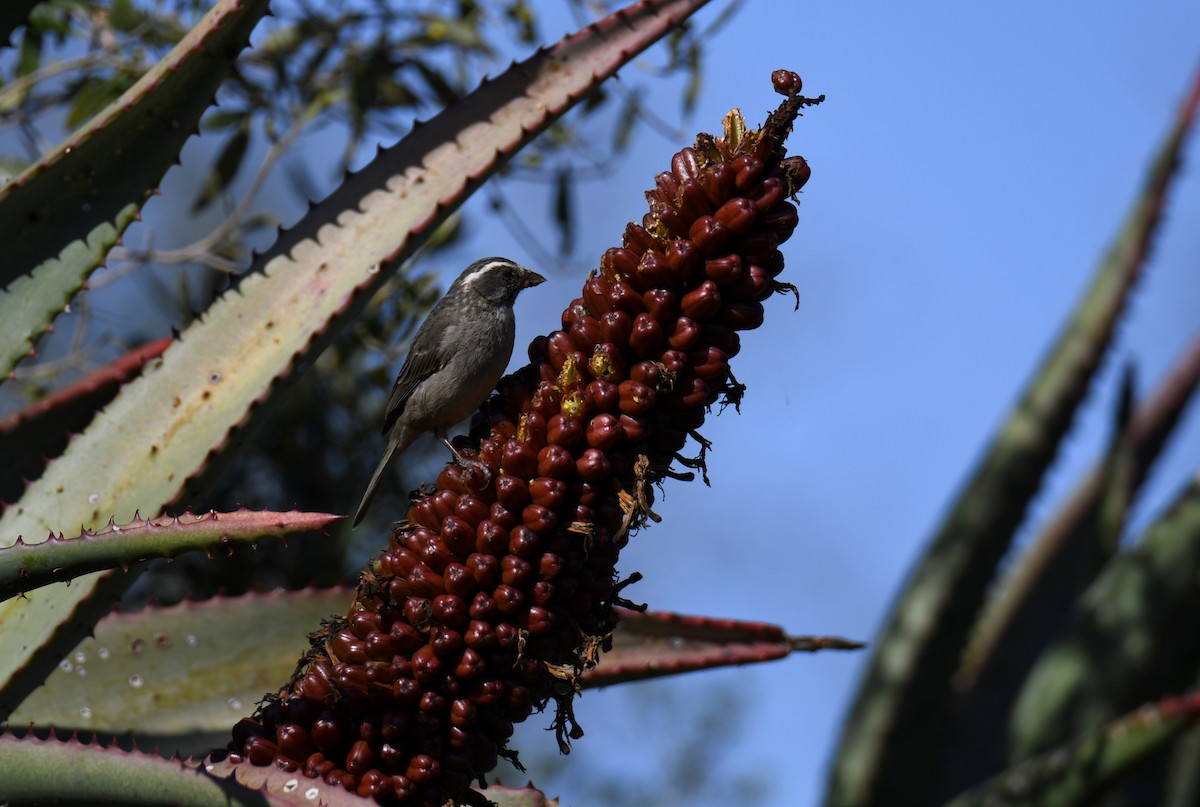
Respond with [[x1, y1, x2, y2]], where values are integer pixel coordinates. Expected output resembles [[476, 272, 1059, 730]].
[[441, 438, 494, 486]]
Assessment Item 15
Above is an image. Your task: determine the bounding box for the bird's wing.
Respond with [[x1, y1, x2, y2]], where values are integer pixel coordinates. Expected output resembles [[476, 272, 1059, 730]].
[[380, 313, 456, 435]]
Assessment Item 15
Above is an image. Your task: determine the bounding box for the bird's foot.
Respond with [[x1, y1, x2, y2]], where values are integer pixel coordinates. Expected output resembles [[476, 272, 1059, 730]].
[[441, 438, 494, 486]]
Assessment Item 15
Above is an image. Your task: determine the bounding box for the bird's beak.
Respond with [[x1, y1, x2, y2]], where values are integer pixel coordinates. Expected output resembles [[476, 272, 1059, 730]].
[[523, 270, 547, 288]]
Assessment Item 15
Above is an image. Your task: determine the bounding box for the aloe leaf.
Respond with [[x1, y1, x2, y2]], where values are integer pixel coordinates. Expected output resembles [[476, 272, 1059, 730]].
[[944, 692, 1200, 807], [945, 337, 1200, 791], [1010, 470, 1200, 758], [0, 0, 269, 293], [0, 731, 264, 807], [0, 509, 340, 603], [586, 608, 863, 687], [0, 0, 714, 721], [825, 64, 1200, 807], [9, 587, 352, 738], [0, 338, 171, 502], [0, 0, 266, 382], [10, 593, 846, 740], [962, 336, 1200, 692], [207, 756, 558, 807], [0, 204, 139, 380]]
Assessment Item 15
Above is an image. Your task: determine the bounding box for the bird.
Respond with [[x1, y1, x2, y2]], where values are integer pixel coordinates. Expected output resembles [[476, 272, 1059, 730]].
[[352, 257, 546, 526]]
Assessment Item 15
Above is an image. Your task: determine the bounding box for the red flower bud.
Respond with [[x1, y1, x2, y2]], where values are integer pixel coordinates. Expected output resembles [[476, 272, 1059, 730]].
[[573, 448, 611, 482], [474, 521, 507, 556], [688, 215, 730, 254], [665, 239, 701, 282], [702, 160, 736, 207], [761, 201, 799, 240], [677, 178, 713, 220], [622, 222, 659, 257], [569, 315, 604, 352], [732, 154, 765, 192], [586, 379, 618, 413], [618, 380, 656, 415], [714, 197, 758, 236], [668, 317, 701, 352], [582, 273, 611, 314], [636, 249, 673, 287], [671, 146, 701, 182], [629, 313, 664, 358], [600, 246, 639, 279], [719, 301, 765, 330], [500, 441, 537, 480], [705, 254, 745, 286], [618, 414, 649, 443], [681, 280, 722, 321], [726, 264, 773, 302], [586, 413, 623, 450], [494, 474, 531, 511]]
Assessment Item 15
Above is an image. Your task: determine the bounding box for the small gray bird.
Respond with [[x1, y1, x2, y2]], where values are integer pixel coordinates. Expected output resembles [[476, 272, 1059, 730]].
[[353, 257, 545, 526]]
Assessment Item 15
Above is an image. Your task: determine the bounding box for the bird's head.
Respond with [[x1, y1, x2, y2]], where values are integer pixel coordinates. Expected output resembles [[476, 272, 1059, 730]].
[[454, 257, 546, 306]]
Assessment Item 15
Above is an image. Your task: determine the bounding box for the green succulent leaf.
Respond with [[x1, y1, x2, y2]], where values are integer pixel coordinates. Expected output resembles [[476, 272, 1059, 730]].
[[207, 755, 559, 807], [0, 205, 140, 380], [10, 592, 846, 741], [0, 0, 269, 294], [0, 339, 171, 504], [65, 72, 138, 129], [0, 509, 340, 603], [0, 732, 263, 807], [587, 608, 863, 687], [1010, 471, 1200, 758], [9, 587, 353, 738], [947, 337, 1200, 789], [944, 692, 1200, 807], [826, 62, 1200, 807]]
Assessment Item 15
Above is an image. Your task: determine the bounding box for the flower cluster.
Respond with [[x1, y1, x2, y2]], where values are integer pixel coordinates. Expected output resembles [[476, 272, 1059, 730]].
[[225, 70, 820, 805]]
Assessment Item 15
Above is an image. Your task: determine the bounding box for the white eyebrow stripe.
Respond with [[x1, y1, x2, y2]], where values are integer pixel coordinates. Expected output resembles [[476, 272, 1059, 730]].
[[459, 258, 512, 289]]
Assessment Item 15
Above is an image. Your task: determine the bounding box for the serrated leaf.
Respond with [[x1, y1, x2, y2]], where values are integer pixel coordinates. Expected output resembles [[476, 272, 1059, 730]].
[[0, 204, 140, 380], [207, 756, 558, 807], [0, 0, 714, 722], [944, 339, 1200, 794], [585, 608, 862, 687], [0, 509, 340, 603], [10, 587, 352, 736], [1010, 473, 1200, 758], [0, 338, 171, 503], [0, 0, 269, 294], [11, 596, 854, 739], [0, 732, 263, 807], [945, 693, 1200, 807], [826, 62, 1200, 807]]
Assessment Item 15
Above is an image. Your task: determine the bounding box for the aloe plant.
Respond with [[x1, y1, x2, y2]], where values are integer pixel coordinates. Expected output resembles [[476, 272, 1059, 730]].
[[825, 63, 1200, 807], [6, 2, 1195, 805], [0, 1, 858, 804]]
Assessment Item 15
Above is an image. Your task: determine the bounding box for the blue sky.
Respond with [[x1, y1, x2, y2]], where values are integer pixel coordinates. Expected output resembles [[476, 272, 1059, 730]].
[[472, 3, 1200, 805]]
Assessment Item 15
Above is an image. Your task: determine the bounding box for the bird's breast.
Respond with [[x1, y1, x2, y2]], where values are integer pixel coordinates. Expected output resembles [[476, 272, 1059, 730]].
[[407, 312, 516, 429]]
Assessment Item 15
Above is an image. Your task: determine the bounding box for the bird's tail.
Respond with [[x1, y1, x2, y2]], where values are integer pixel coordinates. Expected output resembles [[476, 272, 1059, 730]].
[[352, 431, 410, 527]]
